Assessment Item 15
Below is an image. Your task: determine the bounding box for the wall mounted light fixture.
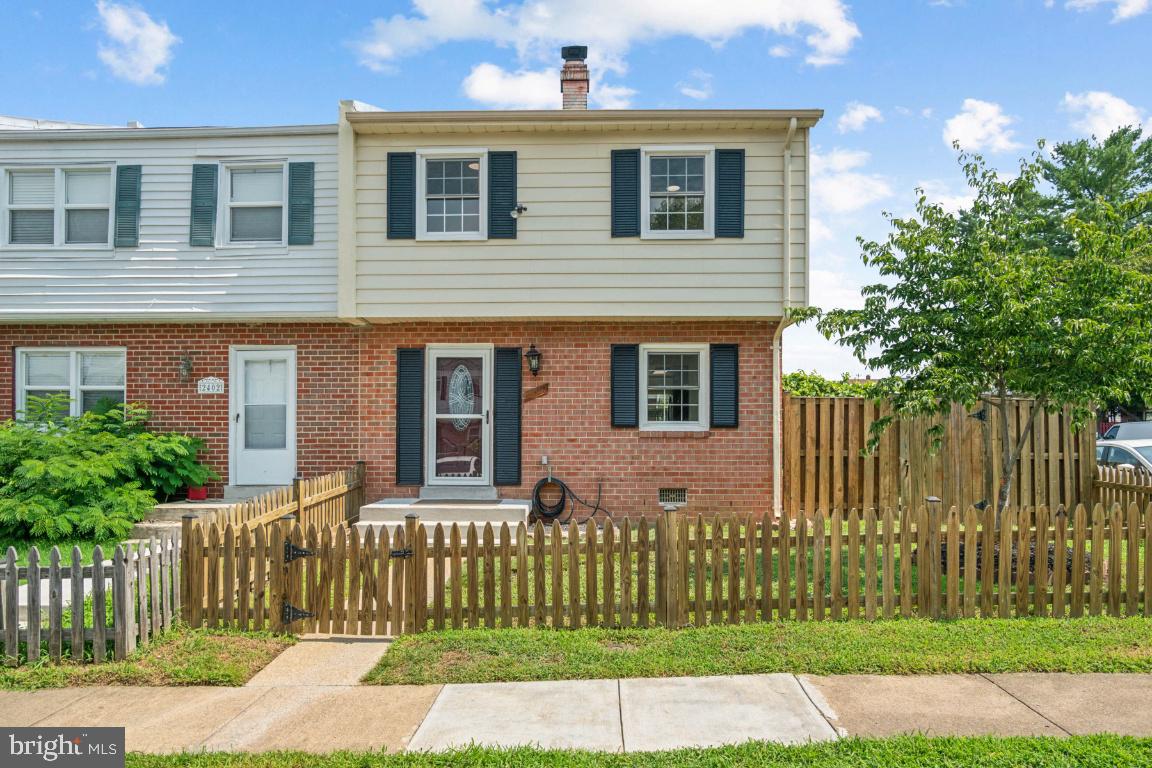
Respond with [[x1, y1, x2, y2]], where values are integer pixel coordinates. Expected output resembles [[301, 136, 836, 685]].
[[524, 344, 542, 376], [178, 354, 194, 383], [510, 203, 528, 219]]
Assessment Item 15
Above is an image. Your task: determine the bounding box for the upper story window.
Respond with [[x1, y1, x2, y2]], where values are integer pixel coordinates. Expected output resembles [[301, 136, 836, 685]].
[[641, 147, 714, 240], [2, 167, 113, 248], [16, 348, 126, 418], [417, 149, 487, 240], [224, 163, 286, 245], [640, 343, 710, 431]]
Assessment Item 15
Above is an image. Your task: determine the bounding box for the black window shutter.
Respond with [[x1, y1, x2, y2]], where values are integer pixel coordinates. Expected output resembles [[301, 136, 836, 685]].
[[710, 344, 739, 428], [387, 152, 416, 240], [493, 348, 522, 485], [396, 348, 424, 485], [189, 164, 218, 246], [611, 149, 641, 237], [611, 344, 639, 427], [488, 151, 517, 239], [287, 161, 315, 245], [113, 164, 142, 248], [715, 149, 746, 238]]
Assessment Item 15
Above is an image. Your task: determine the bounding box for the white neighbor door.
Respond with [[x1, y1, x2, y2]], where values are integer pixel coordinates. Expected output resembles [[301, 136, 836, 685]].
[[232, 348, 297, 485], [426, 346, 492, 486]]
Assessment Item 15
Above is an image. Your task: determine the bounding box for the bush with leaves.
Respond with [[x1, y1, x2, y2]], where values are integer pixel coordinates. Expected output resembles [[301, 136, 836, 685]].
[[0, 396, 218, 542], [783, 371, 880, 398]]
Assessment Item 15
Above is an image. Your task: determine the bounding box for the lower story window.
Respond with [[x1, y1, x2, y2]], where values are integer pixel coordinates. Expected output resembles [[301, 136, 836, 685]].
[[16, 348, 126, 418], [640, 344, 709, 430]]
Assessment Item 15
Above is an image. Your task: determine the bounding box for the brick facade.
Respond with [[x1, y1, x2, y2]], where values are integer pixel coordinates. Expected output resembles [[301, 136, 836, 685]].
[[1, 319, 776, 517]]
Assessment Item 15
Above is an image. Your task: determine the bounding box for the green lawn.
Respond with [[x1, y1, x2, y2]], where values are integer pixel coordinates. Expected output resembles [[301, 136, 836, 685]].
[[1, 537, 124, 568], [124, 736, 1152, 768], [0, 627, 294, 690], [364, 617, 1152, 685]]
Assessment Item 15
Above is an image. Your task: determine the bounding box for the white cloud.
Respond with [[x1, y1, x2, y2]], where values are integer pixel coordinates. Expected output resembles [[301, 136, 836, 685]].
[[355, 0, 861, 77], [95, 1, 179, 85], [942, 98, 1020, 152], [837, 102, 883, 133], [769, 44, 792, 57], [810, 148, 894, 215], [1061, 90, 1147, 138], [1063, 0, 1150, 21], [917, 179, 975, 213], [677, 70, 713, 101], [463, 63, 558, 109], [594, 82, 636, 109], [783, 270, 885, 377]]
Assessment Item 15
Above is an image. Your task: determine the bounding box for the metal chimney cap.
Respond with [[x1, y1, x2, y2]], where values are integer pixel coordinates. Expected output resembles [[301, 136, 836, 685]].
[[561, 45, 588, 62]]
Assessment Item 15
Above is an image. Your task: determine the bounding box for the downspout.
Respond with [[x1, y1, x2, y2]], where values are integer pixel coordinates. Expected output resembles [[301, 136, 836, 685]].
[[337, 100, 359, 323], [773, 118, 798, 516]]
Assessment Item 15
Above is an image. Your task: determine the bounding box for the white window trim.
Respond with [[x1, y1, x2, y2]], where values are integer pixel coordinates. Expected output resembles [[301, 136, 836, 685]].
[[14, 347, 127, 418], [0, 164, 116, 251], [639, 343, 710, 432], [416, 148, 488, 242], [640, 145, 715, 241], [218, 160, 289, 248]]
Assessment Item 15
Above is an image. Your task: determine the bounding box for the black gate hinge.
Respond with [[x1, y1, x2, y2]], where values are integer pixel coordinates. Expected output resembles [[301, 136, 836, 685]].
[[282, 602, 315, 624], [390, 548, 414, 559], [284, 541, 315, 563]]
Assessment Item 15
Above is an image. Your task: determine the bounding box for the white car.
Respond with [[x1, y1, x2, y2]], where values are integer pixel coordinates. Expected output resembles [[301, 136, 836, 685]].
[[1101, 421, 1152, 440], [1097, 439, 1152, 474]]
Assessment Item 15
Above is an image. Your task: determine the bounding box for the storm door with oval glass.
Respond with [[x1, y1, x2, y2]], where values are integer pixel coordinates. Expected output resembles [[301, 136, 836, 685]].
[[425, 346, 493, 486]]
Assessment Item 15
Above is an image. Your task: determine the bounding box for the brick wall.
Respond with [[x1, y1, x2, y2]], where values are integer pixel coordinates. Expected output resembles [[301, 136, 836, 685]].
[[1, 319, 775, 517], [360, 320, 776, 518], [0, 323, 361, 494]]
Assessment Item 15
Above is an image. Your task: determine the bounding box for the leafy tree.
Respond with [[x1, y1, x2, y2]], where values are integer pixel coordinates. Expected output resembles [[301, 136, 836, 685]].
[[783, 371, 879, 398], [0, 397, 217, 541], [797, 150, 1152, 515]]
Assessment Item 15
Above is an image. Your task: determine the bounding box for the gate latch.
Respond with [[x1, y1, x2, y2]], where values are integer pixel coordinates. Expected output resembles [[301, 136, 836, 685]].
[[390, 548, 414, 559], [284, 541, 315, 563], [282, 602, 315, 624]]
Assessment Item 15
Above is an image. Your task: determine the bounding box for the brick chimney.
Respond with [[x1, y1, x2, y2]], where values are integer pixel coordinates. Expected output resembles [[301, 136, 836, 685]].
[[560, 46, 589, 110]]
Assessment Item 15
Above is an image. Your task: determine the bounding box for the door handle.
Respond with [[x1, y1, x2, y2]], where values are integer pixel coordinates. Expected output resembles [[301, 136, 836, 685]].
[[485, 410, 490, 424], [235, 412, 241, 423]]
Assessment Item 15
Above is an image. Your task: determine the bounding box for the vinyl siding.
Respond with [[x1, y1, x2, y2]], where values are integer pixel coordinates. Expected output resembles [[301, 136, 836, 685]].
[[0, 131, 337, 321], [352, 129, 808, 319]]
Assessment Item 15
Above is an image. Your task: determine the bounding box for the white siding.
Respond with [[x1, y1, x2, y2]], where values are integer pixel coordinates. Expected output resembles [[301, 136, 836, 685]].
[[352, 128, 808, 319], [0, 130, 337, 320]]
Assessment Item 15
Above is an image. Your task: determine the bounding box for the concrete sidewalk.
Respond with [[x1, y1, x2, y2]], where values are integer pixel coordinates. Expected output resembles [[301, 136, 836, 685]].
[[2, 637, 1150, 755]]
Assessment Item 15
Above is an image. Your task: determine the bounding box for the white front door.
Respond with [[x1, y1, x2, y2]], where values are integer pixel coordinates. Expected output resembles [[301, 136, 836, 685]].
[[425, 345, 492, 486], [232, 347, 297, 485]]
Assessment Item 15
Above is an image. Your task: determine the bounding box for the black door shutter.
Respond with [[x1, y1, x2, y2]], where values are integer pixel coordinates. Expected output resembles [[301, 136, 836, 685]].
[[488, 151, 517, 239], [611, 344, 639, 427], [710, 344, 739, 428], [387, 152, 416, 240], [113, 164, 142, 248], [493, 348, 522, 485], [396, 348, 424, 485], [715, 149, 745, 238], [611, 149, 641, 237], [286, 161, 315, 245], [189, 163, 218, 246]]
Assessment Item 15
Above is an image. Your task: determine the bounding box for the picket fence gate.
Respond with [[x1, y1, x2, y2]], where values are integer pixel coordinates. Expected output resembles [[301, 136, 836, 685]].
[[182, 502, 1151, 635]]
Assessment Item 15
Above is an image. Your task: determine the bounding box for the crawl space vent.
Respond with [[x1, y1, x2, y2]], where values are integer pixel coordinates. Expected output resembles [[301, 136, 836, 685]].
[[659, 488, 688, 505]]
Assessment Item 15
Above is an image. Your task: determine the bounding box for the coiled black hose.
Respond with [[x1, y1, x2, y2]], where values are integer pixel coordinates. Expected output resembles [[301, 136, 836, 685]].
[[531, 476, 612, 523]]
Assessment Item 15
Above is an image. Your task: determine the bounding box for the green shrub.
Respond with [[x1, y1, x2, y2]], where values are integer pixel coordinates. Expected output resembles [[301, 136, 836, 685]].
[[0, 396, 218, 542], [783, 370, 880, 398]]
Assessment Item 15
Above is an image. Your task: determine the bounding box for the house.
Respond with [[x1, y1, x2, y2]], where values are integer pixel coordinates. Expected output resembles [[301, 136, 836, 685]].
[[0, 47, 820, 520]]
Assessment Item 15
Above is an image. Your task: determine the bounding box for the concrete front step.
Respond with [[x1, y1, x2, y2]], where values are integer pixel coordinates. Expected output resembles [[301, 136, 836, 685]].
[[224, 484, 287, 501], [359, 499, 530, 525], [149, 501, 236, 523], [129, 520, 184, 540], [354, 520, 521, 544]]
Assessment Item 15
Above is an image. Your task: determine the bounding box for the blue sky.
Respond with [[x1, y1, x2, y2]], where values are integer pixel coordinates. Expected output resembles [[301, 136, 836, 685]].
[[2, 1, 1150, 375]]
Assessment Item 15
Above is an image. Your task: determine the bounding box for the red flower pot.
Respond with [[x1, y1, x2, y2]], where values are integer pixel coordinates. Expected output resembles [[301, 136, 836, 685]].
[[186, 485, 208, 502]]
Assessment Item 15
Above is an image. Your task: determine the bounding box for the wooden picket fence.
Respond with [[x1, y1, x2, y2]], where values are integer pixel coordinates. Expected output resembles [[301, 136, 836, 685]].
[[1, 537, 179, 666], [783, 396, 1097, 517], [206, 462, 366, 529], [1096, 465, 1152, 511], [182, 502, 1150, 635]]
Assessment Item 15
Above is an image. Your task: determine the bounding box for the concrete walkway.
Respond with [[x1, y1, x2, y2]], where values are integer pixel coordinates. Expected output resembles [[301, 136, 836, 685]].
[[2, 651, 1151, 754]]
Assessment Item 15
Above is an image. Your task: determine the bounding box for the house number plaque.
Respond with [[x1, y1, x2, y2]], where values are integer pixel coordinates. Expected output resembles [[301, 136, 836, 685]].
[[196, 376, 225, 395]]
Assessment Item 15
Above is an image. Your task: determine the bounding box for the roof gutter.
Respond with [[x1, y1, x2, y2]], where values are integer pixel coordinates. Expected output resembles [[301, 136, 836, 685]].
[[0, 124, 336, 142]]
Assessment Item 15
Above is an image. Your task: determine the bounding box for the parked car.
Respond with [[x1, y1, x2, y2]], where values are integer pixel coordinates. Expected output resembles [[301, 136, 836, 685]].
[[1096, 439, 1152, 474], [1100, 421, 1152, 440]]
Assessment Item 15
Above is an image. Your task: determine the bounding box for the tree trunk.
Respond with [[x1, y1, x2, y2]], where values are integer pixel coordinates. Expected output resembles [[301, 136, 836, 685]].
[[993, 392, 1045, 523]]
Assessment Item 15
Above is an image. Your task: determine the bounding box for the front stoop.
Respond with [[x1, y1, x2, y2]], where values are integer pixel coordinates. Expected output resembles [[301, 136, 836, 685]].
[[356, 498, 530, 542]]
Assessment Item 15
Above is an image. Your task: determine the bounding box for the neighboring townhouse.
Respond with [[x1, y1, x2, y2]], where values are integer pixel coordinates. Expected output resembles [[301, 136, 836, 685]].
[[341, 48, 820, 518], [0, 47, 820, 519], [0, 120, 356, 493]]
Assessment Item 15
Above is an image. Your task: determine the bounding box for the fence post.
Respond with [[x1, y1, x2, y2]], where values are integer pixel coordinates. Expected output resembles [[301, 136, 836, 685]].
[[293, 474, 304, 524], [404, 514, 419, 634], [180, 515, 193, 624], [660, 505, 681, 628], [352, 460, 367, 523]]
